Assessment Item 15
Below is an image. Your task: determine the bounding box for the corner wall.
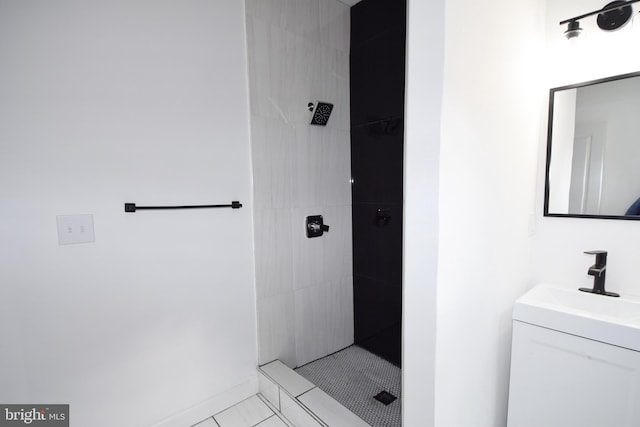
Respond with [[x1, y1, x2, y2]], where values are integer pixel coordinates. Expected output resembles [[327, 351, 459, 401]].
[[434, 0, 545, 424], [0, 2, 257, 426], [402, 0, 445, 424], [404, 0, 545, 425], [245, 0, 353, 368]]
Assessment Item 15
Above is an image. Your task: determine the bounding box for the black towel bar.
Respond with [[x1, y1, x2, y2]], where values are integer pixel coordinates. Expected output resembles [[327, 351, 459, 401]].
[[124, 201, 242, 212]]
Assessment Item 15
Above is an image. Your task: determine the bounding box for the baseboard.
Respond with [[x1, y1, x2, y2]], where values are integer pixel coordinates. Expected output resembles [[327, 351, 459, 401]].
[[148, 374, 258, 427]]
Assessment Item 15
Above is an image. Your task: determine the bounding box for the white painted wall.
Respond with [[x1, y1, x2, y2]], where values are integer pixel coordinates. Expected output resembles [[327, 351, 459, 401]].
[[0, 2, 257, 427], [434, 0, 544, 424], [245, 0, 353, 368], [404, 0, 544, 425], [402, 0, 445, 425], [533, 0, 640, 298], [406, 0, 640, 424]]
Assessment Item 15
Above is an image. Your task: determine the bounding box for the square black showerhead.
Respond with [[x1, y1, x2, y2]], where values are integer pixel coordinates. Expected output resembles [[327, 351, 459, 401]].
[[310, 101, 334, 126]]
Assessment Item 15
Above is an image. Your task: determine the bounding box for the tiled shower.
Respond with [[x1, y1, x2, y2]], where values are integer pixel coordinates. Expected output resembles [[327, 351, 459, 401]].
[[247, 0, 405, 371], [246, 0, 354, 368]]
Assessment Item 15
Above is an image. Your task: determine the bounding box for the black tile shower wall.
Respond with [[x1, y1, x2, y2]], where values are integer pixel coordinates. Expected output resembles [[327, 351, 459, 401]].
[[350, 25, 406, 127], [351, 0, 407, 51], [353, 275, 402, 366], [353, 275, 401, 339], [352, 205, 402, 366], [352, 204, 403, 283], [350, 0, 406, 367], [351, 120, 404, 204]]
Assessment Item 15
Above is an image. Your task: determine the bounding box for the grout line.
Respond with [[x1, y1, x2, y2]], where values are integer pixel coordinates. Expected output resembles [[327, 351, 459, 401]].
[[261, 360, 372, 427], [276, 383, 328, 427], [295, 386, 316, 400], [294, 344, 355, 369], [213, 394, 268, 426], [255, 393, 277, 417], [258, 362, 314, 398], [289, 390, 329, 427], [257, 371, 281, 411], [252, 413, 276, 427], [213, 394, 256, 416], [277, 384, 281, 412], [256, 368, 283, 395], [255, 396, 294, 427]]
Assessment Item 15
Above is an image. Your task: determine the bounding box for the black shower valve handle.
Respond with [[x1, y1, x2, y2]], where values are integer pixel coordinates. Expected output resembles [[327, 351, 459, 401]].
[[375, 208, 391, 226], [306, 215, 329, 238]]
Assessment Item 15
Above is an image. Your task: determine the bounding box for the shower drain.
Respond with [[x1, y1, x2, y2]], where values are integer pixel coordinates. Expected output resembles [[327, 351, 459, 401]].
[[373, 390, 397, 405]]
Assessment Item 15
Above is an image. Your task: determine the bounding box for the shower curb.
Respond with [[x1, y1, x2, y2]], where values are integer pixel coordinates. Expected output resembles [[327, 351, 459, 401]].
[[258, 360, 371, 427]]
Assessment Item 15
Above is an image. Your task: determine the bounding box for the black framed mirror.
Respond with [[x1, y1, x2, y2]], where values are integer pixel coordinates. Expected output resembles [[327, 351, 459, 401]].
[[544, 71, 640, 220]]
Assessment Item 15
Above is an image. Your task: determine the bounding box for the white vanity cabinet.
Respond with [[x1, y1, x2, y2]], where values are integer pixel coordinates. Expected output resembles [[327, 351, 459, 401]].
[[506, 284, 640, 427]]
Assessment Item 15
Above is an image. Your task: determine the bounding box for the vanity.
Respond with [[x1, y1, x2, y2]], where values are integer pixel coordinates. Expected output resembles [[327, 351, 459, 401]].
[[507, 283, 640, 427]]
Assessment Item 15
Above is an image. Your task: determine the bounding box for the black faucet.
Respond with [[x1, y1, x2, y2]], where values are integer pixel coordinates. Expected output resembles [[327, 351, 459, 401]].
[[579, 250, 619, 297]]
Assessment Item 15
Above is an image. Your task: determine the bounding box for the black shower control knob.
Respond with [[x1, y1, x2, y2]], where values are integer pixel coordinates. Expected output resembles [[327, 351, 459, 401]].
[[375, 208, 391, 226], [306, 215, 329, 238]]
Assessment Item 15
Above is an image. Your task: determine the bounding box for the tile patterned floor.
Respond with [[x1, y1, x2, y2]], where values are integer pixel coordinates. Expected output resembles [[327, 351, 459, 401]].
[[192, 347, 394, 427], [192, 395, 289, 427], [295, 346, 401, 427], [259, 360, 370, 427]]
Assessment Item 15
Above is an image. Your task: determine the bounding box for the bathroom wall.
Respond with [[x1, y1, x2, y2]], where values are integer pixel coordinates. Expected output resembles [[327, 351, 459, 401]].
[[532, 0, 640, 298], [404, 0, 544, 425], [434, 0, 544, 424], [0, 2, 257, 427], [245, 0, 353, 368], [403, 0, 445, 423], [406, 0, 640, 425]]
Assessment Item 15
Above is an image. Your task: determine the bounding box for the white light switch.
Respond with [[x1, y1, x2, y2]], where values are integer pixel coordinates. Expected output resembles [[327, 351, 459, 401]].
[[56, 214, 95, 245]]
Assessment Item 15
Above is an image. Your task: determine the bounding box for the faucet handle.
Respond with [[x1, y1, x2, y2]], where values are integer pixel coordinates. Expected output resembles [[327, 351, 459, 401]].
[[584, 250, 607, 267]]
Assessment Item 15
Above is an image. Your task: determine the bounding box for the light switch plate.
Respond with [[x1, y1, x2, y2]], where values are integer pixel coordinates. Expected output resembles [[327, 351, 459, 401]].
[[56, 214, 95, 245]]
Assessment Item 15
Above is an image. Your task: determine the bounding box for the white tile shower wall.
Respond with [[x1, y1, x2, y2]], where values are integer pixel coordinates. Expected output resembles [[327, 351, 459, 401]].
[[258, 293, 297, 368], [291, 206, 352, 290], [294, 277, 354, 364], [246, 0, 352, 367], [255, 209, 294, 299], [251, 116, 296, 211]]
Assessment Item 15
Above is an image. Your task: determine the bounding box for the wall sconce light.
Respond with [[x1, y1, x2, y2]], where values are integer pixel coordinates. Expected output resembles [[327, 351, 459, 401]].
[[561, 0, 639, 39], [564, 20, 583, 39]]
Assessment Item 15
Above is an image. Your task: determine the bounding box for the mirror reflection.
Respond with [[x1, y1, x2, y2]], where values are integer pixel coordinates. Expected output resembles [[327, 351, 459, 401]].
[[545, 72, 640, 219]]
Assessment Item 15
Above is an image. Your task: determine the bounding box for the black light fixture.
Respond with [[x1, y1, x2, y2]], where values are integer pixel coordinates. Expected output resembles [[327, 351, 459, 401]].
[[561, 0, 639, 39], [564, 20, 583, 39]]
